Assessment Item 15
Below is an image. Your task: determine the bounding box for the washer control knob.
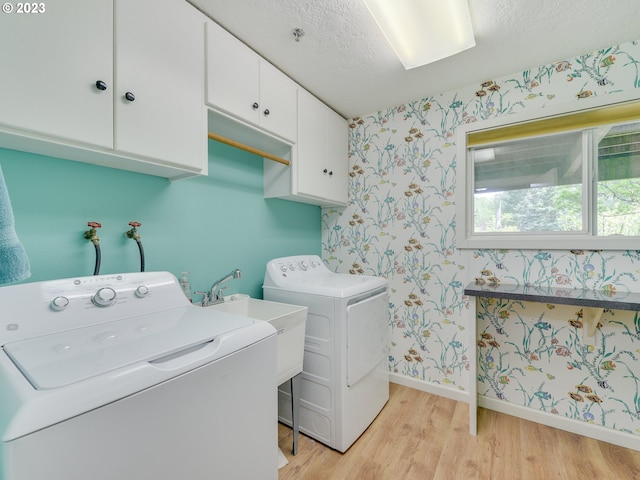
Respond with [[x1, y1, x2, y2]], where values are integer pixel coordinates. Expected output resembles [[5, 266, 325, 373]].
[[135, 285, 149, 298], [50, 296, 70, 311], [280, 264, 288, 273], [299, 261, 309, 271], [288, 263, 296, 271], [92, 287, 117, 307]]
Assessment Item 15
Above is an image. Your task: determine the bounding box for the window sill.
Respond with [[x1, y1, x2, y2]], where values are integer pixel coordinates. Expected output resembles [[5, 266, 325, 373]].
[[457, 233, 640, 251]]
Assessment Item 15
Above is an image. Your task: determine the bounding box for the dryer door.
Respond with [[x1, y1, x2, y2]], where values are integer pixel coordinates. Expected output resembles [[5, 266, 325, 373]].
[[346, 290, 388, 387]]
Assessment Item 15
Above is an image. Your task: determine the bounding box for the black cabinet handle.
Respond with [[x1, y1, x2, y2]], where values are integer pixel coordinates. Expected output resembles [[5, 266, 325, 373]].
[[252, 102, 259, 109], [323, 169, 328, 174], [124, 92, 135, 102], [329, 171, 333, 176], [263, 108, 270, 116], [95, 80, 107, 91]]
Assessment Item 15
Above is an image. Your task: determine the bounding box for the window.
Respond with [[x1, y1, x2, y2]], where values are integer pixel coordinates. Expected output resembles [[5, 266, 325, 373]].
[[597, 122, 640, 236], [456, 92, 640, 250]]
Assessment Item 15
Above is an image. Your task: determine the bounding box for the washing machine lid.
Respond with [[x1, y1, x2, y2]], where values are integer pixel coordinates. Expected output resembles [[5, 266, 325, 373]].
[[2, 306, 253, 390]]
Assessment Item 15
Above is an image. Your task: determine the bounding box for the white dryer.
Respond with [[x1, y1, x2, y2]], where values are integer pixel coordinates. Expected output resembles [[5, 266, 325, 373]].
[[264, 255, 389, 452], [0, 271, 278, 480]]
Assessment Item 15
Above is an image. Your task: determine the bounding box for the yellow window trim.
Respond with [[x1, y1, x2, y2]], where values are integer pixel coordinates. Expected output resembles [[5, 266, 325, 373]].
[[467, 100, 640, 147]]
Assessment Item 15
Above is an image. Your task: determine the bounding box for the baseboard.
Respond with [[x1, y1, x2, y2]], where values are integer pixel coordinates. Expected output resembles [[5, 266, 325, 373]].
[[389, 373, 470, 403], [480, 395, 640, 452]]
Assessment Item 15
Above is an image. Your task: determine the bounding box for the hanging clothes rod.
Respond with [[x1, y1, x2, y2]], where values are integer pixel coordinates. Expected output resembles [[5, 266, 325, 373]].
[[207, 131, 291, 166]]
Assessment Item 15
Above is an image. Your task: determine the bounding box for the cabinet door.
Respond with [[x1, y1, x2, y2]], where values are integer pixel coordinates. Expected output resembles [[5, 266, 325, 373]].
[[205, 21, 260, 127], [325, 109, 348, 204], [259, 61, 297, 142], [0, 0, 113, 148], [296, 89, 347, 205], [296, 89, 327, 200], [115, 0, 205, 171]]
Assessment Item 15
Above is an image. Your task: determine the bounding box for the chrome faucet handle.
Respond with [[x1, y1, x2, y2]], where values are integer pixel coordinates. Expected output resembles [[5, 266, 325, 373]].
[[212, 285, 228, 302], [194, 291, 211, 306]]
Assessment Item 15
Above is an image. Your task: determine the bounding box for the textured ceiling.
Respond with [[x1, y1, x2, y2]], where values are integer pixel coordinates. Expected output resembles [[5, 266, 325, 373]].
[[188, 0, 640, 119]]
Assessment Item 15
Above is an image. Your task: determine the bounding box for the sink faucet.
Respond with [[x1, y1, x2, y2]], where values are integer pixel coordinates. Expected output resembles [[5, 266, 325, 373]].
[[206, 268, 242, 306]]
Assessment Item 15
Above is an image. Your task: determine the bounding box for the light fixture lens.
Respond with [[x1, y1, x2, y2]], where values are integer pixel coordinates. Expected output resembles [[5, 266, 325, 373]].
[[363, 0, 475, 69]]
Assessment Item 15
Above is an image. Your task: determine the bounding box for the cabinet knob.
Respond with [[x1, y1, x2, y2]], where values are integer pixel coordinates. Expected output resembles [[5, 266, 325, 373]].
[[263, 108, 270, 116], [124, 92, 135, 102], [323, 169, 328, 174], [329, 171, 333, 176], [95, 80, 107, 91], [252, 102, 259, 110]]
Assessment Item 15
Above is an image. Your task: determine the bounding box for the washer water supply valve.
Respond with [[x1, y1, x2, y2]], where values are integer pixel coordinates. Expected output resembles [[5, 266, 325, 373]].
[[84, 221, 101, 244], [125, 221, 145, 272], [83, 221, 102, 275]]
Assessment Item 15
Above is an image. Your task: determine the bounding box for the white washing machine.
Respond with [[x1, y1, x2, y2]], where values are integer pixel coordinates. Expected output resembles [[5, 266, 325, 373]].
[[0, 271, 277, 480], [263, 255, 389, 452]]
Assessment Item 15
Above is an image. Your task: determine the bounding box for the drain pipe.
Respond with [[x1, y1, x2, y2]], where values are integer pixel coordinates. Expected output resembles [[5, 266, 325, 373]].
[[83, 221, 102, 275], [125, 221, 145, 272]]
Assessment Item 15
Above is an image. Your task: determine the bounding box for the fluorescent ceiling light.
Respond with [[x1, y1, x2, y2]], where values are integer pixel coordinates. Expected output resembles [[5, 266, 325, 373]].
[[362, 0, 475, 70]]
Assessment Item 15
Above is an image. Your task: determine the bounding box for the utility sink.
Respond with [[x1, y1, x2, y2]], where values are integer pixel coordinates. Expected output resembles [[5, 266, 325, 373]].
[[208, 294, 307, 386]]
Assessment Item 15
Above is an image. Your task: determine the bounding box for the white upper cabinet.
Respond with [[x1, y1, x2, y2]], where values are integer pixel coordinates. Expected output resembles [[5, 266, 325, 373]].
[[325, 107, 349, 204], [205, 22, 259, 125], [264, 88, 348, 207], [296, 89, 348, 204], [0, 0, 206, 179], [114, 0, 205, 172], [0, 0, 114, 148], [205, 21, 297, 143], [296, 89, 348, 206], [259, 61, 298, 143]]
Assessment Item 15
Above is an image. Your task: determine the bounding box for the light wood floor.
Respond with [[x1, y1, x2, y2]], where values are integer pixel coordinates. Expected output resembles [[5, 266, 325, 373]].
[[277, 383, 640, 479]]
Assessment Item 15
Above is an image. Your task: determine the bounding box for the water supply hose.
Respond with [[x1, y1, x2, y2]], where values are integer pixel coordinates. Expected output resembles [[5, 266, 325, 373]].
[[125, 221, 145, 272], [83, 221, 101, 275]]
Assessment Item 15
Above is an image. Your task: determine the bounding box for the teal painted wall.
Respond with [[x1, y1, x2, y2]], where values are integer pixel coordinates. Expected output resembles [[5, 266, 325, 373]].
[[0, 140, 321, 299]]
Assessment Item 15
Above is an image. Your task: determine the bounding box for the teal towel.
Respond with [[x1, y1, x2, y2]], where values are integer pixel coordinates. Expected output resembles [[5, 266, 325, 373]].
[[0, 163, 30, 284]]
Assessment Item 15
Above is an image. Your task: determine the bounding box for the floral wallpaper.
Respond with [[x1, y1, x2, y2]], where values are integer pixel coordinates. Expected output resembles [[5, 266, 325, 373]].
[[321, 38, 640, 437], [471, 250, 640, 435]]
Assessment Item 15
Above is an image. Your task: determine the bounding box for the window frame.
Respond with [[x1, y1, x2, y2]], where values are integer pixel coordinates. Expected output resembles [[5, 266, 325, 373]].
[[456, 90, 640, 250]]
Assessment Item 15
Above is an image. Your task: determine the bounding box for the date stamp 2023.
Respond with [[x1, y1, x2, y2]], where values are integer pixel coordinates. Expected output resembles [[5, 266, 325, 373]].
[[2, 3, 46, 14]]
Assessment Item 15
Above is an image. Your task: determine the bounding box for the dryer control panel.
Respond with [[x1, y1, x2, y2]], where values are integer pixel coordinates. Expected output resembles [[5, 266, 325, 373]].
[[263, 255, 388, 298], [267, 255, 326, 278]]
